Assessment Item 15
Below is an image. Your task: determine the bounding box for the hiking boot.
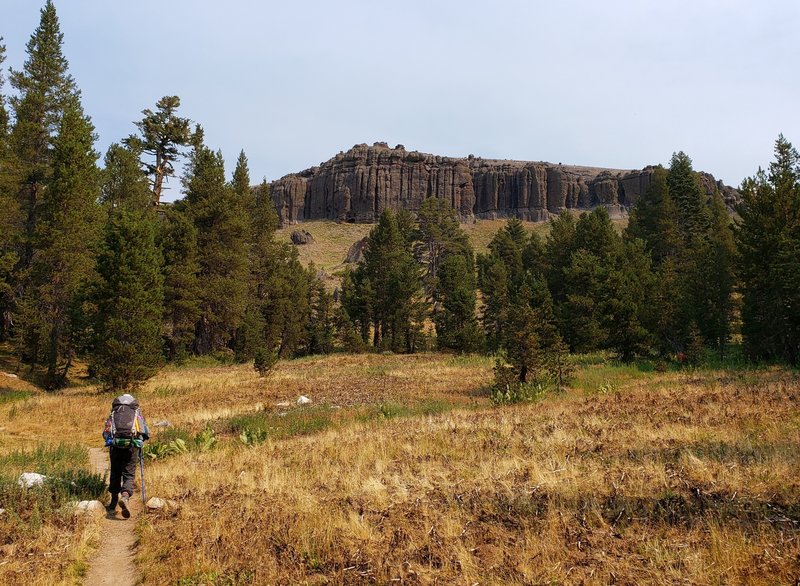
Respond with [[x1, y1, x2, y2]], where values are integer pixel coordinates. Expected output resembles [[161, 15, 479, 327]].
[[119, 492, 131, 519], [107, 493, 118, 512]]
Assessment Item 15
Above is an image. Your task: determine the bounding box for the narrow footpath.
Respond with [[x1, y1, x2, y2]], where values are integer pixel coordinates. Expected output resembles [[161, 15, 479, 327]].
[[83, 447, 138, 586]]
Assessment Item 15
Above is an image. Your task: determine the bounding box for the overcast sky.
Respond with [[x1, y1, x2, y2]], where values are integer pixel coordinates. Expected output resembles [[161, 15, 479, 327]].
[[2, 1, 798, 198]]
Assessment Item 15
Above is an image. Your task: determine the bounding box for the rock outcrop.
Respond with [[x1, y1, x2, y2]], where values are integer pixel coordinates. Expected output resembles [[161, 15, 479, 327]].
[[290, 229, 315, 245], [271, 143, 739, 225]]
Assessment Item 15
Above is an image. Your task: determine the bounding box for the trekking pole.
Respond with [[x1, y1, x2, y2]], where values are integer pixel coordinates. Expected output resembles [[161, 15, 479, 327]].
[[139, 448, 147, 504]]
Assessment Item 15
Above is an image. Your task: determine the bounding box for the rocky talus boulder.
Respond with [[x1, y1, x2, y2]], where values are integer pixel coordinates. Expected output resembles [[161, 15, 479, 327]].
[[345, 237, 369, 264], [290, 229, 315, 245]]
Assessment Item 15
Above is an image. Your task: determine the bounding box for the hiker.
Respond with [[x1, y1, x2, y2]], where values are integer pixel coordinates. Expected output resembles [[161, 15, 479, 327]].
[[102, 393, 149, 518]]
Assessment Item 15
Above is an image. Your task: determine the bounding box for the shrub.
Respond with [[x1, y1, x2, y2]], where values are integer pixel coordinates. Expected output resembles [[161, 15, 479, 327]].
[[253, 347, 278, 377], [490, 359, 547, 405]]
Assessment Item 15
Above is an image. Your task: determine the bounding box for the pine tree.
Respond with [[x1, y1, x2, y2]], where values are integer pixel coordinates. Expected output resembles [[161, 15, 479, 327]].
[[0, 39, 21, 341], [21, 100, 100, 388], [159, 206, 200, 361], [91, 142, 163, 389], [486, 223, 524, 287], [561, 249, 607, 352], [183, 137, 249, 355], [574, 207, 621, 261], [100, 142, 152, 212], [270, 253, 312, 357], [604, 239, 655, 361], [543, 212, 577, 305], [0, 39, 8, 139], [9, 0, 78, 270], [559, 209, 622, 352], [92, 210, 163, 390], [230, 151, 259, 361], [478, 256, 509, 351], [503, 281, 570, 387], [668, 151, 710, 240], [346, 210, 423, 352], [127, 96, 192, 204], [231, 150, 252, 202], [415, 197, 471, 294], [306, 269, 335, 355], [736, 135, 800, 364], [341, 268, 373, 346], [415, 198, 479, 352], [435, 253, 482, 352], [626, 167, 681, 265]]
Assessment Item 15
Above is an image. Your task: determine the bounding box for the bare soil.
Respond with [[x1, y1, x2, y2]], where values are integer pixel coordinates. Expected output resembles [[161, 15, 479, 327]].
[[84, 447, 138, 586]]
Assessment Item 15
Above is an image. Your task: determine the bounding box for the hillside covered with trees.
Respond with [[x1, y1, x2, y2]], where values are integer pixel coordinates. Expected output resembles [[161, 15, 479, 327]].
[[0, 2, 798, 396]]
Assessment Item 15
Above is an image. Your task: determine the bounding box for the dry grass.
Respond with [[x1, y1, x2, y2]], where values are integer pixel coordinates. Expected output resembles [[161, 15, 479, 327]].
[[129, 363, 800, 585], [3, 351, 799, 584], [276, 218, 625, 291]]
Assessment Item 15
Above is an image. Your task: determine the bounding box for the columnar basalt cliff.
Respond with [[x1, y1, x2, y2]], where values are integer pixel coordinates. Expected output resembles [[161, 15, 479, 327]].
[[271, 143, 739, 224]]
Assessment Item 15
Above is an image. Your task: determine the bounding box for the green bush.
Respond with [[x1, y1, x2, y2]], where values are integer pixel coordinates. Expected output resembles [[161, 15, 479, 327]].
[[490, 360, 547, 405], [253, 347, 278, 377]]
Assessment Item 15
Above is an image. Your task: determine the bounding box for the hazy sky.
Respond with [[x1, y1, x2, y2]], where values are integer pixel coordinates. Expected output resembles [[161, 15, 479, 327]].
[[2, 1, 798, 198]]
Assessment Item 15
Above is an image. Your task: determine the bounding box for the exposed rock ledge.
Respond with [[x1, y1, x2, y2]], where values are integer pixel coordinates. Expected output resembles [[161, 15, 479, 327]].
[[271, 142, 739, 225]]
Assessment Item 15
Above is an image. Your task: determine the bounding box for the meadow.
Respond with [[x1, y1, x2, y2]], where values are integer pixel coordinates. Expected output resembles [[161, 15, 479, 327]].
[[1, 348, 798, 584], [275, 219, 556, 289]]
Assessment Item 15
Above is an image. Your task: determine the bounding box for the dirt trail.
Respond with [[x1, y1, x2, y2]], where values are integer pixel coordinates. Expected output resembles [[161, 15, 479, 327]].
[[84, 447, 139, 586]]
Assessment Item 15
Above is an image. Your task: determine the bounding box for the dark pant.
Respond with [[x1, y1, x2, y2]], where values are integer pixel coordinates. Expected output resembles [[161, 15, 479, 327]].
[[108, 446, 139, 497]]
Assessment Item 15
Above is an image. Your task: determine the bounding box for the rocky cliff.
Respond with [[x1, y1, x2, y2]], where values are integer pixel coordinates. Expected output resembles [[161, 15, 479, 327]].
[[271, 143, 739, 224]]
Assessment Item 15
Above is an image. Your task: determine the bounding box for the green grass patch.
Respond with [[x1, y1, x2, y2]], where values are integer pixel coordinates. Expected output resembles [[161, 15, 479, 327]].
[[444, 354, 494, 368], [225, 406, 335, 441], [150, 385, 182, 398], [572, 361, 654, 395], [569, 351, 615, 366], [356, 399, 455, 422], [0, 443, 105, 529], [0, 443, 90, 477], [0, 388, 33, 404]]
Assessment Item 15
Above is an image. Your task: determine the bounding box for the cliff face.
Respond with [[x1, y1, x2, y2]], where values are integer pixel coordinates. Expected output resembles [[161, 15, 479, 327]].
[[271, 143, 739, 224]]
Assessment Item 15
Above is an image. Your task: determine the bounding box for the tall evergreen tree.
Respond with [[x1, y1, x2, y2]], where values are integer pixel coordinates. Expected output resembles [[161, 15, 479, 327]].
[[100, 143, 152, 212], [479, 256, 510, 351], [604, 239, 655, 361], [306, 270, 335, 355], [231, 150, 251, 201], [126, 95, 191, 204], [668, 151, 710, 240], [18, 100, 100, 388], [182, 137, 249, 354], [415, 197, 471, 294], [435, 253, 482, 352], [415, 198, 479, 352], [159, 207, 200, 361], [0, 39, 21, 340], [543, 212, 577, 305], [0, 39, 8, 139], [626, 167, 681, 265], [9, 0, 78, 270], [736, 135, 800, 364], [91, 142, 163, 389], [345, 210, 423, 352], [561, 249, 607, 352]]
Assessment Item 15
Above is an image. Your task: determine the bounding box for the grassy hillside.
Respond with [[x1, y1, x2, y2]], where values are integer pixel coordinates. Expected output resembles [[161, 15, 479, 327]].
[[275, 219, 554, 276], [275, 217, 626, 289], [2, 349, 798, 584]]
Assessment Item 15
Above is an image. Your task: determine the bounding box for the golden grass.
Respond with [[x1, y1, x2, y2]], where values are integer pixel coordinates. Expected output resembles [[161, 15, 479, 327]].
[[3, 353, 799, 584], [275, 217, 626, 292], [130, 364, 800, 584], [275, 221, 373, 274]]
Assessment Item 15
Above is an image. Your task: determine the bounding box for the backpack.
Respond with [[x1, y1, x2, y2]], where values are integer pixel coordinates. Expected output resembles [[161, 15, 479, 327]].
[[110, 404, 137, 447], [107, 394, 144, 448]]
